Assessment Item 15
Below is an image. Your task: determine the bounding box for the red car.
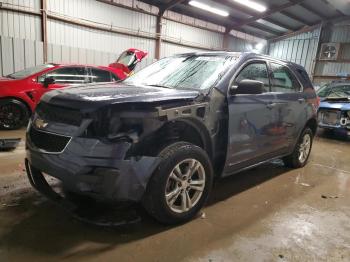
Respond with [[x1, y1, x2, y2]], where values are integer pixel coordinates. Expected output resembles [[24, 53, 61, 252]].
[[0, 48, 147, 130]]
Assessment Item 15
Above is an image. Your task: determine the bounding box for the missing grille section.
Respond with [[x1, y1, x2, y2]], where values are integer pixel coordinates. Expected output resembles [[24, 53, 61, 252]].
[[29, 127, 71, 153]]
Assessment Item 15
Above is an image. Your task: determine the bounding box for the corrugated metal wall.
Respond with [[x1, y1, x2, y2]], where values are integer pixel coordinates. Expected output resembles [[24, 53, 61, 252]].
[[162, 20, 223, 50], [0, 0, 261, 76], [0, 0, 42, 40], [268, 27, 321, 76], [314, 20, 350, 84], [0, 36, 43, 76]]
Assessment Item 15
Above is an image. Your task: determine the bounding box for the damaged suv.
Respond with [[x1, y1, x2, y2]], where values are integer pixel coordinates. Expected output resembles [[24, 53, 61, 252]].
[[25, 52, 318, 224]]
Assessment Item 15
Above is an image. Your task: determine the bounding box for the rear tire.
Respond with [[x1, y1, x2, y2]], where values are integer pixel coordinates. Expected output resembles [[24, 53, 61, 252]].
[[0, 98, 30, 130], [142, 142, 213, 225], [283, 127, 313, 168]]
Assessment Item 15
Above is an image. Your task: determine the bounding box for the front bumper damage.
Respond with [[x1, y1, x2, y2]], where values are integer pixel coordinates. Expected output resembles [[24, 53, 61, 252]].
[[25, 129, 161, 203]]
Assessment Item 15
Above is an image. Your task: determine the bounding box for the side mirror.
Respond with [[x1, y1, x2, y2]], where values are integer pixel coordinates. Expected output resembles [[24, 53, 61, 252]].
[[43, 77, 55, 88], [230, 79, 264, 95]]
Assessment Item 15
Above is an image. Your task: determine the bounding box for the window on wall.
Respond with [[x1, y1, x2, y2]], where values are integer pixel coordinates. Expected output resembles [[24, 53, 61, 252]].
[[270, 63, 301, 93], [39, 67, 88, 84], [235, 62, 270, 92]]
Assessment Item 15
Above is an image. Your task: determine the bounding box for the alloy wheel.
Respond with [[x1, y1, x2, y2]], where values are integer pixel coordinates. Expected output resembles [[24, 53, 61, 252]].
[[165, 158, 206, 213], [298, 133, 311, 163]]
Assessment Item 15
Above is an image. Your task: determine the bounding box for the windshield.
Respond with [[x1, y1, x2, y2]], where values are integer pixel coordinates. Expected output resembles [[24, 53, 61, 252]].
[[124, 55, 239, 90], [317, 84, 331, 97], [326, 84, 350, 98], [7, 64, 55, 79]]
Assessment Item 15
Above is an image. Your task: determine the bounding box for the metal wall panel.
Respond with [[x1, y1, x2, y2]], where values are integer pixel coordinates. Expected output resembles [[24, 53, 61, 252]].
[[47, 19, 156, 66], [227, 36, 255, 52], [47, 0, 156, 35], [268, 27, 321, 76], [162, 20, 223, 50], [161, 42, 204, 57], [0, 0, 42, 40], [0, 36, 43, 76], [1, 36, 14, 75], [13, 37, 25, 71], [313, 21, 350, 84]]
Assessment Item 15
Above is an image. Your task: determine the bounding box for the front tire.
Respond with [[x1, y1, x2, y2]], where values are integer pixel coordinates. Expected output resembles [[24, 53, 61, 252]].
[[283, 127, 314, 168], [0, 98, 30, 130], [142, 142, 213, 225]]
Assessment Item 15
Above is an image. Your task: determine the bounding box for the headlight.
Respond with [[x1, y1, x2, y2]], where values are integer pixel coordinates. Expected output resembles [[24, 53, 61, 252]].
[[347, 111, 350, 118]]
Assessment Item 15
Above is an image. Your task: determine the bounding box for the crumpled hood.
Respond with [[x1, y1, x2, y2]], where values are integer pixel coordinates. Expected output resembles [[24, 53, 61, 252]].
[[42, 82, 200, 109], [319, 101, 350, 111]]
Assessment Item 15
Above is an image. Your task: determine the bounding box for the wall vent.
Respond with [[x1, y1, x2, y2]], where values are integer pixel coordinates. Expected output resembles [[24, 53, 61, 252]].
[[319, 43, 340, 61]]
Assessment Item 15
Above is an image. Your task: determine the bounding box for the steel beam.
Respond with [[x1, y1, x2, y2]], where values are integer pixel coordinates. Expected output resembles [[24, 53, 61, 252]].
[[41, 0, 48, 63]]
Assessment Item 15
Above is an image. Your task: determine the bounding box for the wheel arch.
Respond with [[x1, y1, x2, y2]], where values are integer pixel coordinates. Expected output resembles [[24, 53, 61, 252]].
[[0, 96, 33, 116]]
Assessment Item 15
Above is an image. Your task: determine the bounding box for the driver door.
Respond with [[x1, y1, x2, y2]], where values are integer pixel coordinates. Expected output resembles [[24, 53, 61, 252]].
[[224, 61, 275, 174]]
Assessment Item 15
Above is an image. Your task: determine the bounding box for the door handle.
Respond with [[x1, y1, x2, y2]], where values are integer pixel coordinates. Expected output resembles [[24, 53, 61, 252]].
[[298, 98, 306, 103], [266, 102, 276, 109]]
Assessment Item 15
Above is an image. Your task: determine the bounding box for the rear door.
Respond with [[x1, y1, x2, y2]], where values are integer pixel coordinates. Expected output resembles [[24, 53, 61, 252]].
[[225, 60, 276, 172], [268, 62, 305, 150]]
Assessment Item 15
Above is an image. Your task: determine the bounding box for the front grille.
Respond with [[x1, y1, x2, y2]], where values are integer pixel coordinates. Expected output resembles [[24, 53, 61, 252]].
[[36, 102, 82, 126], [29, 127, 71, 153]]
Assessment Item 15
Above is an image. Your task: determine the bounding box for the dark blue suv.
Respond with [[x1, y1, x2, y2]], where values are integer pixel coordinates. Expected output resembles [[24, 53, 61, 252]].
[[25, 52, 318, 224]]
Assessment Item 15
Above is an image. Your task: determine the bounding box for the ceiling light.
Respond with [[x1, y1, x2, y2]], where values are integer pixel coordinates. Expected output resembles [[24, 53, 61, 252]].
[[189, 1, 229, 17], [234, 0, 267, 12]]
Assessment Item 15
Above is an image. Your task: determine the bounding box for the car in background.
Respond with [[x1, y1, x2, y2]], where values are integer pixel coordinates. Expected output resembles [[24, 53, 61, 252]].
[[317, 81, 350, 136], [0, 48, 147, 130], [25, 52, 318, 224]]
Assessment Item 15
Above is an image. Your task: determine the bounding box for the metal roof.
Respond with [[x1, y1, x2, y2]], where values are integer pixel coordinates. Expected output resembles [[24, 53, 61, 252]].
[[138, 0, 349, 40]]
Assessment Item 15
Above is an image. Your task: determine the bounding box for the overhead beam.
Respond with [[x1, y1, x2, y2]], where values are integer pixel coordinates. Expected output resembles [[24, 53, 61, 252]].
[[171, 5, 268, 39], [263, 17, 298, 31], [160, 0, 187, 14], [297, 2, 328, 19], [268, 15, 349, 42], [215, 0, 302, 31], [249, 22, 282, 35], [279, 10, 314, 26], [233, 0, 306, 28]]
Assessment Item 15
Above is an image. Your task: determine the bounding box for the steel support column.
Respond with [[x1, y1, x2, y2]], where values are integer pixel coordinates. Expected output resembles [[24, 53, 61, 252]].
[[41, 0, 48, 63]]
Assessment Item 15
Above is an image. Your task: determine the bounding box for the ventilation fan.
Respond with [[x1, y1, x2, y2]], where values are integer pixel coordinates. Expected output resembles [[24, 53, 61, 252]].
[[319, 43, 340, 60]]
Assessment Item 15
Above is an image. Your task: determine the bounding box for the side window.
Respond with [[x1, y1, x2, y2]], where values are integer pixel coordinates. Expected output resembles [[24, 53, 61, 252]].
[[90, 68, 112, 83], [39, 67, 87, 84], [270, 63, 301, 93], [235, 62, 270, 92]]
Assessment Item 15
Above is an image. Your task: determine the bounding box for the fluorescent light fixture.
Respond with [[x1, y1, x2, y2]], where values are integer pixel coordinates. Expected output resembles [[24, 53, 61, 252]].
[[189, 1, 229, 17], [234, 0, 267, 12]]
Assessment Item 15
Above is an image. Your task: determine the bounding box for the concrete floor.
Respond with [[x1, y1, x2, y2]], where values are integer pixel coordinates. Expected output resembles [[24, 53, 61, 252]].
[[0, 129, 349, 262]]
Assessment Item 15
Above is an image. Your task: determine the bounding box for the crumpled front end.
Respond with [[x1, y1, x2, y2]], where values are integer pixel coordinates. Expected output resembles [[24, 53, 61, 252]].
[[318, 108, 350, 135], [25, 101, 163, 202]]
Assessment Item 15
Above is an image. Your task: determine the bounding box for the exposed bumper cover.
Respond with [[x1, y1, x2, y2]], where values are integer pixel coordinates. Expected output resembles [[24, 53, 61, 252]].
[[26, 132, 161, 202]]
